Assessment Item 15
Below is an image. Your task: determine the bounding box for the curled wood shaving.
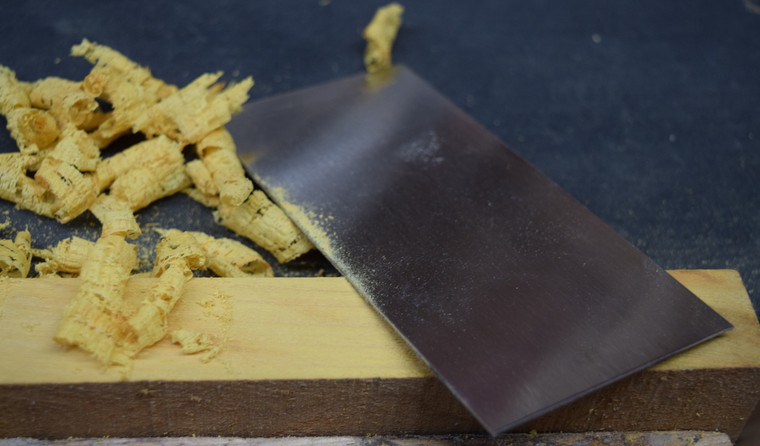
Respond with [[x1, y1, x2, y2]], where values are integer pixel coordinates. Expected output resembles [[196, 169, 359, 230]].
[[35, 236, 95, 277], [363, 3, 404, 73], [188, 230, 273, 278], [196, 127, 253, 206], [0, 152, 56, 218], [97, 135, 191, 214], [45, 124, 100, 172], [34, 158, 97, 223], [29, 77, 105, 131], [71, 38, 176, 101], [89, 194, 141, 239], [72, 38, 178, 148], [0, 230, 32, 278], [134, 72, 253, 144], [54, 234, 138, 366], [5, 107, 60, 150], [0, 65, 31, 115], [215, 190, 314, 263], [185, 159, 219, 198], [33, 126, 100, 223], [93, 136, 171, 192], [127, 230, 205, 353]]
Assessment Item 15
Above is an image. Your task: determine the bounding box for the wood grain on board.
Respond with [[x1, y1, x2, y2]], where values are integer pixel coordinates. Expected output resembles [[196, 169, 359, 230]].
[[1, 269, 758, 440]]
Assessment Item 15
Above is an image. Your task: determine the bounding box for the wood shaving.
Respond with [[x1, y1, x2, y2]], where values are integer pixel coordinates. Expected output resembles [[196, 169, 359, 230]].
[[185, 159, 219, 198], [43, 124, 100, 172], [196, 128, 253, 206], [107, 136, 189, 212], [33, 126, 100, 223], [215, 190, 314, 263], [363, 3, 404, 73], [93, 136, 173, 192], [127, 230, 205, 354], [89, 194, 141, 239], [0, 230, 32, 278], [53, 234, 138, 366], [4, 107, 60, 150], [187, 230, 273, 278], [72, 38, 177, 147], [134, 72, 253, 145], [0, 152, 56, 218], [0, 65, 31, 115], [156, 228, 273, 278], [52, 230, 208, 365], [29, 77, 105, 131], [34, 236, 95, 277], [71, 38, 176, 102]]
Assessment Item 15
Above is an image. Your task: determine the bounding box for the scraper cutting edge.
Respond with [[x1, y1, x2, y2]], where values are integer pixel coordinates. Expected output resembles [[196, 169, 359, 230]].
[[226, 66, 732, 435]]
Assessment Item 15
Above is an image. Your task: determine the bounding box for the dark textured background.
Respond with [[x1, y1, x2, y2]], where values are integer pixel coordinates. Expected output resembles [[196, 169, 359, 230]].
[[0, 0, 758, 316]]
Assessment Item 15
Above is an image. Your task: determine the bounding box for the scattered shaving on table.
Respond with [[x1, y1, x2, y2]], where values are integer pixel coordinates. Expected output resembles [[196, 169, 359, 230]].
[[5, 107, 60, 150], [196, 128, 253, 206], [134, 72, 254, 145], [215, 190, 314, 263], [106, 136, 190, 212], [363, 2, 404, 73], [185, 159, 219, 200], [33, 125, 99, 223], [72, 38, 178, 148], [0, 230, 32, 277], [157, 228, 274, 278], [29, 77, 105, 131], [35, 236, 95, 277], [89, 194, 141, 239], [187, 230, 274, 278], [0, 65, 32, 115], [93, 135, 175, 192], [0, 152, 57, 218]]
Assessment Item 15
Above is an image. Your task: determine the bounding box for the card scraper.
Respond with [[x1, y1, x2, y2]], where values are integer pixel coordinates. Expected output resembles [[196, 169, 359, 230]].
[[226, 66, 732, 435]]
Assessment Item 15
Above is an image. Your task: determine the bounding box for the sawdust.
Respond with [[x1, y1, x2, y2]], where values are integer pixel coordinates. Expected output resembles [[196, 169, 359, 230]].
[[170, 328, 220, 363], [173, 288, 232, 364], [270, 186, 337, 262]]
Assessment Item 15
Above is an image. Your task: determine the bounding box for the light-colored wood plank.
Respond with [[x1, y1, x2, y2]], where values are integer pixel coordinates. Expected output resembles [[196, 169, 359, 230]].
[[0, 270, 758, 440], [1, 269, 757, 384], [0, 276, 430, 383], [656, 269, 760, 370]]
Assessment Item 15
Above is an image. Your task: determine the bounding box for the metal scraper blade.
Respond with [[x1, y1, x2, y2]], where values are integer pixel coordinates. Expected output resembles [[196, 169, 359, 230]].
[[227, 66, 732, 435]]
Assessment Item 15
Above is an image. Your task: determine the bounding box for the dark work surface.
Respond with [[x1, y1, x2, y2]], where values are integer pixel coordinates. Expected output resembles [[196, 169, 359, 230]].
[[0, 1, 758, 315]]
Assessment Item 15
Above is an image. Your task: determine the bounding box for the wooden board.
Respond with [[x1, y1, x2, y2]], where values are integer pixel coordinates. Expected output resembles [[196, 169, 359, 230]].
[[0, 431, 735, 446], [1, 269, 759, 440]]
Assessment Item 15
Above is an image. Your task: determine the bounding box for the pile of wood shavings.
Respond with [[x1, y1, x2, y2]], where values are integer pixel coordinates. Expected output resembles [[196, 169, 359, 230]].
[[0, 39, 314, 367]]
